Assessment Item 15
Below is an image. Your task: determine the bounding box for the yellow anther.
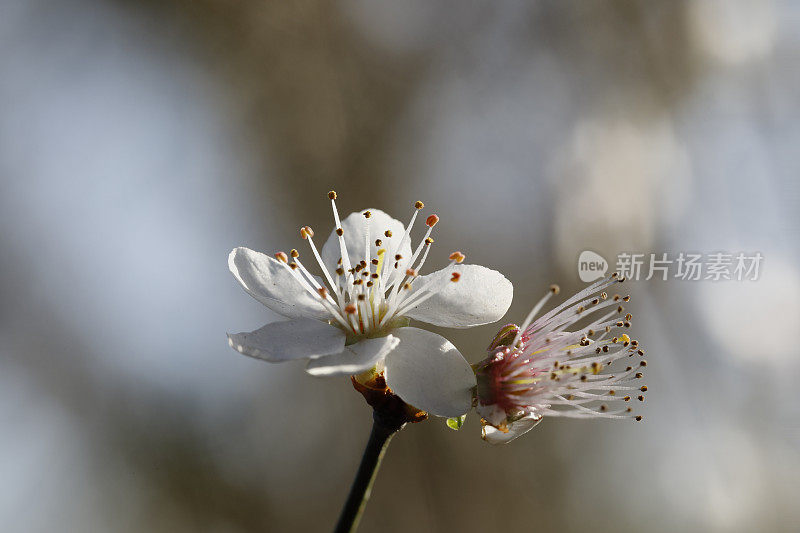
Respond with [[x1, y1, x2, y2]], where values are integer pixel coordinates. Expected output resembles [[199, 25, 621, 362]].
[[449, 251, 465, 263]]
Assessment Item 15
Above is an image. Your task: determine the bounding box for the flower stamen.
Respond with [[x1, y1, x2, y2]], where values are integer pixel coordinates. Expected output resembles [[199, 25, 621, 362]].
[[476, 274, 646, 437]]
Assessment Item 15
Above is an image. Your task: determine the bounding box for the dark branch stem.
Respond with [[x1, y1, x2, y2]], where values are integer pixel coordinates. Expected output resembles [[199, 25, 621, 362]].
[[334, 414, 402, 533]]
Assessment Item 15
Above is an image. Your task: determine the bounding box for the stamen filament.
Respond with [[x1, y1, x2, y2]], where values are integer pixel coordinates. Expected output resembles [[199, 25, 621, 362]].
[[512, 287, 559, 346], [330, 196, 354, 290], [277, 261, 351, 330], [304, 233, 343, 305], [383, 204, 421, 287]]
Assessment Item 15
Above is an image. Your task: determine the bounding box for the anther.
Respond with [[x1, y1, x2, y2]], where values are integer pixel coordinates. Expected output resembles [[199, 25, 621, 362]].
[[624, 396, 631, 401], [635, 415, 643, 421], [415, 201, 424, 209], [600, 405, 608, 412], [375, 239, 382, 246], [317, 287, 328, 298], [550, 284, 560, 294], [425, 237, 434, 245], [363, 211, 371, 218], [366, 281, 374, 287], [371, 273, 379, 279], [371, 259, 379, 265], [403, 283, 411, 290], [625, 313, 633, 321], [328, 190, 337, 200], [577, 306, 585, 314], [451, 272, 461, 282], [357, 294, 365, 301], [449, 251, 465, 263], [344, 304, 357, 314], [274, 252, 288, 263], [640, 386, 648, 392], [635, 372, 643, 378], [395, 254, 402, 260], [289, 262, 298, 270], [406, 268, 417, 277], [335, 267, 344, 276], [608, 390, 615, 396], [300, 226, 314, 239], [640, 360, 647, 367], [623, 295, 631, 302], [336, 228, 344, 236], [637, 395, 644, 401], [600, 292, 608, 299], [426, 214, 439, 227], [384, 230, 393, 238]]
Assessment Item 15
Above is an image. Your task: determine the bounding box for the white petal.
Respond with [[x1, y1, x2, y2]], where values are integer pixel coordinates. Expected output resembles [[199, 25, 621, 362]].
[[481, 414, 542, 445], [476, 403, 508, 427], [229, 247, 330, 320], [305, 335, 400, 377], [227, 318, 345, 362], [320, 209, 412, 276], [403, 264, 513, 328], [383, 327, 476, 417]]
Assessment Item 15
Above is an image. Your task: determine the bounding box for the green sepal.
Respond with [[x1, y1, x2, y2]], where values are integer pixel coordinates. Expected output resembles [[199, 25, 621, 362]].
[[446, 414, 467, 431]]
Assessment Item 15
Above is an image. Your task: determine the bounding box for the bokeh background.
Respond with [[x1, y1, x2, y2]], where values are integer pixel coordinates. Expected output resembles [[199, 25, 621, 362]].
[[2, 1, 799, 531]]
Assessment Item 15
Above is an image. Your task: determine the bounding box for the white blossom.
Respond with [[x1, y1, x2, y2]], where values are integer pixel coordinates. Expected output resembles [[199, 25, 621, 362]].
[[228, 192, 513, 417], [474, 275, 647, 443]]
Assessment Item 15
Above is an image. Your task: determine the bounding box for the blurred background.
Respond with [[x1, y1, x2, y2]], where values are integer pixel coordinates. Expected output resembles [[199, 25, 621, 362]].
[[2, 0, 799, 531]]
